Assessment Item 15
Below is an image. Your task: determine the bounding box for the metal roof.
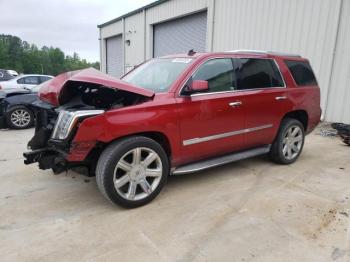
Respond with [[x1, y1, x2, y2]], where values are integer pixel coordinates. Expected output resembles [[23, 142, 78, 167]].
[[98, 0, 170, 28]]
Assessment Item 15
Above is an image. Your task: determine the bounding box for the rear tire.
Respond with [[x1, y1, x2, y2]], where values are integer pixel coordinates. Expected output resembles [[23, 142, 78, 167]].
[[269, 118, 305, 164], [96, 136, 169, 208], [6, 106, 34, 129]]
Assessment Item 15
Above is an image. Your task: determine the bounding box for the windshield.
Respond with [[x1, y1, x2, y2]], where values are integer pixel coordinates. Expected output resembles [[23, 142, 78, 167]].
[[122, 58, 193, 92]]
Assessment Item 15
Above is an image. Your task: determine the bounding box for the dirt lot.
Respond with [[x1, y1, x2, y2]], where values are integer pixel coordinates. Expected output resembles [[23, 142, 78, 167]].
[[0, 127, 349, 262]]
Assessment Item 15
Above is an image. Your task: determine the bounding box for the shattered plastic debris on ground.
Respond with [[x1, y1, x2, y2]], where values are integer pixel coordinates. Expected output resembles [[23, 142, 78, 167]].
[[317, 129, 338, 137], [316, 122, 350, 146], [331, 123, 350, 146], [316, 123, 338, 137]]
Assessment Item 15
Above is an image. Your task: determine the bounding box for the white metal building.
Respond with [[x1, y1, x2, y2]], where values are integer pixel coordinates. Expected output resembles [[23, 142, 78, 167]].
[[98, 0, 350, 123]]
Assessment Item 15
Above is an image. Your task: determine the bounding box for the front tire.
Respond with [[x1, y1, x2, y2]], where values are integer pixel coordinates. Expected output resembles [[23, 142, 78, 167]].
[[96, 136, 169, 208], [269, 118, 305, 164], [6, 106, 34, 129]]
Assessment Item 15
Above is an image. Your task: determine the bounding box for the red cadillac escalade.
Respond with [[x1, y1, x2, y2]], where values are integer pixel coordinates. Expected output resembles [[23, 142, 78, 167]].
[[24, 50, 321, 208]]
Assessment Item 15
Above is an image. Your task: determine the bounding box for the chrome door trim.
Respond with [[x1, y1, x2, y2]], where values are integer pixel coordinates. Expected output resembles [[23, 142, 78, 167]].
[[183, 124, 273, 146], [275, 96, 287, 100], [229, 101, 242, 107], [190, 90, 236, 97]]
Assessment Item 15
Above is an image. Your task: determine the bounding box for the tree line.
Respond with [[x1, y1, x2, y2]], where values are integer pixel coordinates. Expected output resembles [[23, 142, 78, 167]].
[[0, 34, 100, 76]]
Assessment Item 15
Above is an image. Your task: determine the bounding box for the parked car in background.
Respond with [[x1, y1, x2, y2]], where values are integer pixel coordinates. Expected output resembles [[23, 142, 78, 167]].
[[0, 74, 53, 90], [0, 83, 44, 129], [0, 69, 14, 82], [6, 70, 19, 77], [24, 51, 321, 208]]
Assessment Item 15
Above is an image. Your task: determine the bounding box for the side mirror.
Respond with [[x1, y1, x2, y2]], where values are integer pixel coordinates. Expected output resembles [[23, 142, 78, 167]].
[[191, 80, 209, 92]]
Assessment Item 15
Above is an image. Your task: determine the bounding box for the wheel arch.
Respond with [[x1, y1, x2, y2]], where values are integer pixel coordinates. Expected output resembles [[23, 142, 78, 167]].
[[128, 131, 172, 157], [86, 131, 172, 175], [7, 104, 33, 113], [281, 110, 308, 131]]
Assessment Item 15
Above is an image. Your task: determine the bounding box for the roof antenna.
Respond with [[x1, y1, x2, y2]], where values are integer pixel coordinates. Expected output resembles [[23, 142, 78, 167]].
[[188, 49, 196, 56]]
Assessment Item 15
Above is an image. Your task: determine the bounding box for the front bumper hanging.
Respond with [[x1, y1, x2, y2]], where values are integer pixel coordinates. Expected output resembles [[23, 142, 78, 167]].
[[23, 148, 48, 165], [23, 147, 67, 173]]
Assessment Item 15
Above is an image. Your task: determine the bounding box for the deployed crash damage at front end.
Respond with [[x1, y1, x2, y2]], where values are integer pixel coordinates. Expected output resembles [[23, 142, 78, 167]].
[[23, 68, 154, 174]]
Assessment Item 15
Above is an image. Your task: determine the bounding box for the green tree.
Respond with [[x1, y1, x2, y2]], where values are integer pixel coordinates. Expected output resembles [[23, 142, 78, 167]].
[[0, 34, 100, 76]]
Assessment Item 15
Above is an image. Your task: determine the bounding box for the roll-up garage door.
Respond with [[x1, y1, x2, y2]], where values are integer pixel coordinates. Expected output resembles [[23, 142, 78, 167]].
[[153, 11, 207, 57], [106, 35, 123, 77]]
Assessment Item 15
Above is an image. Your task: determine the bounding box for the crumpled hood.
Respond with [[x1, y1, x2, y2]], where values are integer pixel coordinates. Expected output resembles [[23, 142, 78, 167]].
[[39, 68, 154, 106]]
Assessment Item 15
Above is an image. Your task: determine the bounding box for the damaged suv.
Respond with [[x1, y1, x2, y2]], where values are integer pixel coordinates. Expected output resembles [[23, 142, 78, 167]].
[[24, 51, 321, 208]]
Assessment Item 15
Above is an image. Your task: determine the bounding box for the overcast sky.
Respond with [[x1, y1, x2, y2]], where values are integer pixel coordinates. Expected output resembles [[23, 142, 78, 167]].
[[0, 0, 154, 62]]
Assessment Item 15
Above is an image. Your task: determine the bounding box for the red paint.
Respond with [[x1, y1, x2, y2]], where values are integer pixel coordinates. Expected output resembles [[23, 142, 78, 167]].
[[44, 53, 321, 168], [191, 80, 209, 92], [66, 140, 97, 162]]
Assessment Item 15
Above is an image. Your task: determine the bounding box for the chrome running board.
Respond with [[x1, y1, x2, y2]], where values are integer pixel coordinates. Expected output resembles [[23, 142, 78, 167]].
[[172, 145, 271, 175]]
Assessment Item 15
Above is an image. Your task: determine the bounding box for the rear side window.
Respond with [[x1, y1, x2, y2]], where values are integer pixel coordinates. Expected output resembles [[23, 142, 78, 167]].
[[17, 76, 40, 85], [17, 77, 25, 84], [285, 60, 317, 86], [234, 58, 284, 90], [24, 76, 40, 85], [40, 76, 52, 83]]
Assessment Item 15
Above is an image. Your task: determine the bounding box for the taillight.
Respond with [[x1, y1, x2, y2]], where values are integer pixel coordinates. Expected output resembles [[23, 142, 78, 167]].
[[0, 84, 2, 90]]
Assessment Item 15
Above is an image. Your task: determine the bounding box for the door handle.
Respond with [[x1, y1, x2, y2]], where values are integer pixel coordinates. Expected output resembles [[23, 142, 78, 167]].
[[229, 101, 242, 107], [275, 96, 287, 101]]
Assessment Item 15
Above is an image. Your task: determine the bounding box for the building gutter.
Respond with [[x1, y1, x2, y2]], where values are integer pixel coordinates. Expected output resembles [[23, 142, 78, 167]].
[[97, 0, 169, 28]]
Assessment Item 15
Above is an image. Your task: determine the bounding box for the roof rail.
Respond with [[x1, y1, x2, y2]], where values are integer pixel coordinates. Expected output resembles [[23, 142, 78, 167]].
[[228, 50, 301, 58]]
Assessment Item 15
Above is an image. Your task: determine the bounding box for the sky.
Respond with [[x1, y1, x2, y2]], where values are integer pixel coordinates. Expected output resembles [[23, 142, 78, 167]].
[[0, 0, 155, 62]]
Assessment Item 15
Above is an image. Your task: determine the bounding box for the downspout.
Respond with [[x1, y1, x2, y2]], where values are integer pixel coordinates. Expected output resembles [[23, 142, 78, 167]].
[[210, 0, 216, 51], [98, 28, 102, 72], [143, 9, 147, 61], [122, 17, 126, 75], [323, 0, 343, 121]]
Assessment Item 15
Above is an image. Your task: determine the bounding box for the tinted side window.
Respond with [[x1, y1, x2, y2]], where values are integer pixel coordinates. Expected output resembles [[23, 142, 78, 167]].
[[17, 77, 25, 84], [285, 60, 317, 86], [234, 58, 284, 90], [24, 76, 40, 85], [40, 76, 52, 83], [192, 58, 235, 92]]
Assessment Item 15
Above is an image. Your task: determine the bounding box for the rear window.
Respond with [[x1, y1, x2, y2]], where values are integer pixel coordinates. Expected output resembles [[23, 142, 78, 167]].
[[234, 58, 284, 90], [285, 60, 318, 86]]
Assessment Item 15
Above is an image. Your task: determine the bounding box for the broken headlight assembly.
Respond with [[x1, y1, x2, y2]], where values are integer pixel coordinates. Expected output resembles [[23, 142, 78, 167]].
[[51, 110, 104, 140]]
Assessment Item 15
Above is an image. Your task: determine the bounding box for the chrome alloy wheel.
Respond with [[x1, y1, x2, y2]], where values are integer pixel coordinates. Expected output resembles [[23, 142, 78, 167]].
[[113, 147, 163, 201], [282, 125, 303, 160], [10, 109, 31, 128]]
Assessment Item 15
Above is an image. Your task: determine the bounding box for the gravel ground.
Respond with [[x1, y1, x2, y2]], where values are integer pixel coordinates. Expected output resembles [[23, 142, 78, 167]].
[[0, 126, 349, 262]]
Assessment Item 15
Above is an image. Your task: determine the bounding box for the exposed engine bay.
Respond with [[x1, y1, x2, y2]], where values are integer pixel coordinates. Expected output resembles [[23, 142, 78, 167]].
[[58, 81, 150, 110], [23, 66, 156, 175], [25, 82, 152, 174]]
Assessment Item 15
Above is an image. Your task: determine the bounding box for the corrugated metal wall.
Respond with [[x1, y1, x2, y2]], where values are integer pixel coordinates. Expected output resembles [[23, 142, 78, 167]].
[[153, 11, 207, 57], [124, 11, 145, 73], [106, 35, 123, 77], [212, 0, 342, 116], [325, 0, 350, 123], [100, 20, 123, 73], [99, 0, 350, 123], [145, 0, 210, 58]]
